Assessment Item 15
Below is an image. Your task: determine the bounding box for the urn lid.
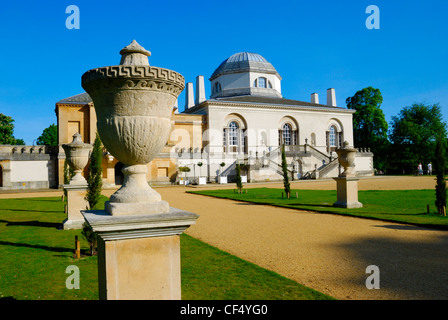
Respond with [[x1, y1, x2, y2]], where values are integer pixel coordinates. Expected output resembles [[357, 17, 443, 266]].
[[63, 133, 91, 149], [119, 40, 151, 66]]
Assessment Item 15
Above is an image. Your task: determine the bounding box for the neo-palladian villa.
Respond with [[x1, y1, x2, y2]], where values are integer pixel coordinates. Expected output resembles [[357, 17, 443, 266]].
[[0, 51, 373, 190]]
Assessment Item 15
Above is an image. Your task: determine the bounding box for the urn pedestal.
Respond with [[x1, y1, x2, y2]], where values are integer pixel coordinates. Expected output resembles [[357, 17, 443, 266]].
[[333, 141, 363, 209], [62, 133, 92, 229], [81, 40, 199, 300]]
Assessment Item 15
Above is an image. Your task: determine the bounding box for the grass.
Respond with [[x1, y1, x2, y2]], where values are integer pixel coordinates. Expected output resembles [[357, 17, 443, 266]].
[[0, 196, 333, 300], [189, 188, 448, 229]]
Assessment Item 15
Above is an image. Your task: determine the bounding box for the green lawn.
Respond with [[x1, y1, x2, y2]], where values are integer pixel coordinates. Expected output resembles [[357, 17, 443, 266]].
[[189, 188, 448, 229], [0, 196, 332, 300]]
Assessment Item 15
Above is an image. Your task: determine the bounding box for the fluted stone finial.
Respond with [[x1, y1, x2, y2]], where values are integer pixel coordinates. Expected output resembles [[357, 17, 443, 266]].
[[119, 40, 151, 66]]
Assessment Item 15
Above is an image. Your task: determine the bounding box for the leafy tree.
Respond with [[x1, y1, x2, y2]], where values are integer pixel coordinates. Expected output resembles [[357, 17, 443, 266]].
[[346, 87, 389, 170], [86, 132, 103, 209], [0, 113, 25, 145], [36, 124, 58, 146], [281, 144, 291, 198], [178, 166, 190, 183], [434, 133, 447, 215], [389, 103, 447, 174], [235, 163, 243, 193]]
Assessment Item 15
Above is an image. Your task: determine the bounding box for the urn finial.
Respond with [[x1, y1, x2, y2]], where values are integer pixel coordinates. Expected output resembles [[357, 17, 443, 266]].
[[119, 40, 151, 66]]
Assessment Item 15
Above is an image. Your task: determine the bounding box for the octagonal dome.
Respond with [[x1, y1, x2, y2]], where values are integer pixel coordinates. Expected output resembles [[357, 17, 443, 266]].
[[210, 52, 281, 81]]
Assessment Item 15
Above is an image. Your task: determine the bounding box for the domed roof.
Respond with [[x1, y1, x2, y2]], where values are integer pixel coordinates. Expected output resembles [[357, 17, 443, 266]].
[[210, 52, 281, 80]]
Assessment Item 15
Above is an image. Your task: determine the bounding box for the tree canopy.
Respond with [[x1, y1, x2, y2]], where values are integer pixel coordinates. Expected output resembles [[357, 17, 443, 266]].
[[0, 113, 25, 145], [36, 124, 58, 146], [388, 103, 447, 173], [346, 87, 389, 170]]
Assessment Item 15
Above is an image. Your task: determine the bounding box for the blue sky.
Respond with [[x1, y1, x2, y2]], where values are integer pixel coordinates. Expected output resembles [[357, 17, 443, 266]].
[[0, 0, 447, 145]]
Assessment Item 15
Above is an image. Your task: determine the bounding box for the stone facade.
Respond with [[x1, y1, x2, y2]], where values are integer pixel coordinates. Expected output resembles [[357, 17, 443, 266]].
[[0, 145, 57, 190]]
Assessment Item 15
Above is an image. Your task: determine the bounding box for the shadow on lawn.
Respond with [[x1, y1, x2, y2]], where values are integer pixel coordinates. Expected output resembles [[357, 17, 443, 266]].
[[0, 208, 63, 214], [0, 240, 72, 254], [0, 219, 61, 229]]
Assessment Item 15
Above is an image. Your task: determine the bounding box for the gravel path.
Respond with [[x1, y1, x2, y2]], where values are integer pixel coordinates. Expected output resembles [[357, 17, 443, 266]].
[[156, 176, 448, 300], [1, 176, 447, 300]]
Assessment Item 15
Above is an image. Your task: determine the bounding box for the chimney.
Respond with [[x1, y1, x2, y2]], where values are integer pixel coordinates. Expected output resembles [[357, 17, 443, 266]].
[[185, 82, 194, 109], [311, 93, 319, 104], [195, 75, 206, 105], [327, 88, 336, 106]]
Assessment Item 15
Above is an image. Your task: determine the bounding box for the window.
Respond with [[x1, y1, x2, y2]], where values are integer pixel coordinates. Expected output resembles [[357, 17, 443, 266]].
[[213, 82, 221, 94], [282, 123, 292, 145], [329, 126, 337, 147], [254, 77, 268, 88], [229, 121, 239, 146]]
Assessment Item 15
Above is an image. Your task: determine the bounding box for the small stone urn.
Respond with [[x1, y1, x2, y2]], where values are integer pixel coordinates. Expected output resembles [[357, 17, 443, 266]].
[[333, 141, 362, 208], [335, 141, 357, 177], [81, 40, 185, 215], [62, 133, 92, 185]]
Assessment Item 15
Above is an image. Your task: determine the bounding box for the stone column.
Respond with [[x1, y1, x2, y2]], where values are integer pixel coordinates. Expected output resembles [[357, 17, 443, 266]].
[[83, 208, 198, 300], [333, 141, 363, 208]]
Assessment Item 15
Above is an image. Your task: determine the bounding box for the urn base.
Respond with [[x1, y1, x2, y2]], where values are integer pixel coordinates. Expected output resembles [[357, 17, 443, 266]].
[[105, 200, 170, 216]]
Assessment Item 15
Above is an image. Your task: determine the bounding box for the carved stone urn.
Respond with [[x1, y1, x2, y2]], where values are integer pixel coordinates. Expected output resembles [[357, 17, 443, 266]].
[[335, 141, 357, 177], [81, 40, 185, 215], [62, 133, 92, 185]]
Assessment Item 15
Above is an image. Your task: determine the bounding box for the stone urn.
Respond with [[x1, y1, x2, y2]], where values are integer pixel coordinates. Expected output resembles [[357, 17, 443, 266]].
[[62, 133, 93, 185], [335, 141, 357, 177], [81, 40, 185, 215]]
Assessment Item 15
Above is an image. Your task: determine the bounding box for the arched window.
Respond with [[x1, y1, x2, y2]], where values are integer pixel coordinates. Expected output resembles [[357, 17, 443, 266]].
[[228, 121, 239, 146], [223, 119, 247, 153], [279, 122, 298, 146], [326, 124, 343, 152]]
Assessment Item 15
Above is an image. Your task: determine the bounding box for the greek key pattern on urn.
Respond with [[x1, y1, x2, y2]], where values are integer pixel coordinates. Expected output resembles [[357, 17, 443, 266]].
[[82, 65, 185, 96]]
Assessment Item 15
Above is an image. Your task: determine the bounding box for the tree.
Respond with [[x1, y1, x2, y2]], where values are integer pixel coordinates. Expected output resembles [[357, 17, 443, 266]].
[[63, 159, 74, 185], [36, 124, 58, 146], [434, 133, 447, 215], [178, 166, 190, 183], [81, 222, 97, 256], [281, 144, 291, 198], [235, 163, 243, 193], [346, 87, 389, 170], [86, 132, 103, 209], [0, 113, 25, 145], [389, 103, 447, 174]]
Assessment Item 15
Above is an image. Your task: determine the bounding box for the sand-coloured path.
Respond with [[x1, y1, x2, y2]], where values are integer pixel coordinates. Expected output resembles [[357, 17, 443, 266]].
[[1, 176, 447, 300]]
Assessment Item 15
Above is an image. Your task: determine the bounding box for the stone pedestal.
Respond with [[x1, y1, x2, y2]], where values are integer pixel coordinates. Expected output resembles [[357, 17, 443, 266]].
[[82, 208, 199, 300], [63, 184, 89, 230], [333, 177, 363, 209]]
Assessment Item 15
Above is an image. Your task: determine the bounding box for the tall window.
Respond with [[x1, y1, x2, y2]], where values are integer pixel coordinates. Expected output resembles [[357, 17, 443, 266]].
[[258, 77, 266, 88], [329, 126, 337, 147], [279, 123, 297, 146], [228, 121, 239, 146], [213, 82, 221, 94], [282, 123, 292, 145]]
